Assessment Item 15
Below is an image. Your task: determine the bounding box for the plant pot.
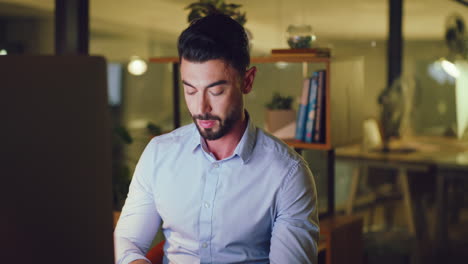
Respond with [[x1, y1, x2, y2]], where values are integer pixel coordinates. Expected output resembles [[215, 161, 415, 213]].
[[265, 109, 296, 133]]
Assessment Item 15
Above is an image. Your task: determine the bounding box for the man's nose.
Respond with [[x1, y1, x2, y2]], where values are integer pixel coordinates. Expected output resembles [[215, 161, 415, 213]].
[[197, 93, 212, 114]]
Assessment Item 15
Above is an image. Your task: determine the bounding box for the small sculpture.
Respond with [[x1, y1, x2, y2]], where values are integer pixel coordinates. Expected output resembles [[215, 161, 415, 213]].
[[378, 77, 410, 152]]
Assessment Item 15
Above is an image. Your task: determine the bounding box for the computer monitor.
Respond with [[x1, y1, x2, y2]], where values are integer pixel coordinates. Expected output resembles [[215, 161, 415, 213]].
[[0, 55, 115, 263]]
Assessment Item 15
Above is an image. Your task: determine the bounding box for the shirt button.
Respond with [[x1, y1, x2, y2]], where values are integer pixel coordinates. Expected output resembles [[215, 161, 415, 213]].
[[202, 242, 208, 248], [204, 202, 210, 208], [213, 163, 219, 168]]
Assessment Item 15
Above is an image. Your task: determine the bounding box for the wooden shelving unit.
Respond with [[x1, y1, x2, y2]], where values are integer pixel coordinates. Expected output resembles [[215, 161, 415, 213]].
[[150, 55, 330, 63], [149, 55, 331, 150], [148, 54, 342, 216], [148, 54, 365, 264], [250, 55, 332, 152], [283, 139, 331, 150]]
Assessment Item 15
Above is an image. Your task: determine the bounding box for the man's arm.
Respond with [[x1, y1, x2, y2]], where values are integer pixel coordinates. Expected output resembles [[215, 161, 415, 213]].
[[269, 161, 319, 264], [114, 140, 162, 264]]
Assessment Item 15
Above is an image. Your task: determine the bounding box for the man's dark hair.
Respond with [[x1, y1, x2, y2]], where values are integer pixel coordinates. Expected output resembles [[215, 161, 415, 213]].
[[178, 14, 250, 75]]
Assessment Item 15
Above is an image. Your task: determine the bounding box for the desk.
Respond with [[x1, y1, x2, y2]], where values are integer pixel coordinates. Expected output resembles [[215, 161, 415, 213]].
[[431, 146, 468, 258], [335, 136, 468, 258]]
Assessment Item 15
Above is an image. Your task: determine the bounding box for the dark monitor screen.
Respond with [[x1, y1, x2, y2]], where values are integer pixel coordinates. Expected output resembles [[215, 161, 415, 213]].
[[0, 55, 115, 263]]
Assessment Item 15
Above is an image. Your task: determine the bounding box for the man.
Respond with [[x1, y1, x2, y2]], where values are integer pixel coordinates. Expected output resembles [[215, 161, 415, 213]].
[[114, 14, 319, 264]]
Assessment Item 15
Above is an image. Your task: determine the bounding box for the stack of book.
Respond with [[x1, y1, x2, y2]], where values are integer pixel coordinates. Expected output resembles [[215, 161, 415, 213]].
[[295, 70, 326, 143]]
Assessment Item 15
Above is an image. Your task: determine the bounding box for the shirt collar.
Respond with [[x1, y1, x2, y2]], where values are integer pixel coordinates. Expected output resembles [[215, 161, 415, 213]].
[[189, 124, 202, 153], [233, 112, 256, 164], [189, 111, 257, 163]]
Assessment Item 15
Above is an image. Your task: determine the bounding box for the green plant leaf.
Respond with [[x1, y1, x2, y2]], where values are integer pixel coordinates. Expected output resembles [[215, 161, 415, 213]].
[[146, 122, 162, 136], [188, 10, 203, 22], [225, 3, 242, 9], [265, 92, 294, 110], [184, 0, 247, 26], [205, 4, 218, 14], [235, 12, 246, 25], [185, 2, 209, 10], [114, 126, 133, 144], [215, 0, 224, 9]]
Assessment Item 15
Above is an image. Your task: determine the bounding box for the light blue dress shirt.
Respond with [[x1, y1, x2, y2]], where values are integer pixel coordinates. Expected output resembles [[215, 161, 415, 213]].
[[114, 118, 319, 264]]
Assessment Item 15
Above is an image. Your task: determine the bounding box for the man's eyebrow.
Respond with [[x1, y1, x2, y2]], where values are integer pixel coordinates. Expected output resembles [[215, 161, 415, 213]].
[[205, 80, 228, 88], [182, 80, 195, 88], [182, 80, 228, 89]]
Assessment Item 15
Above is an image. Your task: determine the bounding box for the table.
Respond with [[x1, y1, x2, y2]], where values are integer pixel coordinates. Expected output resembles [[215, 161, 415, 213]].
[[335, 136, 468, 258]]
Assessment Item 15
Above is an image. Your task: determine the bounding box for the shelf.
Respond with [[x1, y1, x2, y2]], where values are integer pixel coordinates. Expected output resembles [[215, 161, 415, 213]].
[[318, 238, 327, 253], [252, 56, 330, 63], [148, 54, 337, 217], [284, 139, 332, 151], [149, 57, 179, 63], [149, 55, 330, 64]]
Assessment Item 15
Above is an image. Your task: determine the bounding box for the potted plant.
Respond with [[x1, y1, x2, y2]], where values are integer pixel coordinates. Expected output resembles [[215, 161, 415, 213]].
[[184, 0, 252, 45], [185, 0, 247, 25], [265, 92, 296, 133]]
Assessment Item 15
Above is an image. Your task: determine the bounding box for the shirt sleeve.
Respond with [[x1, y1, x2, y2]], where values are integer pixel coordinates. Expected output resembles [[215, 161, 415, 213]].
[[269, 160, 320, 264], [114, 139, 162, 264]]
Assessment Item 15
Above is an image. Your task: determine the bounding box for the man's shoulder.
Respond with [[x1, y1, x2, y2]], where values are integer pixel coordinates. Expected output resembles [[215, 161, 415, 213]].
[[250, 127, 312, 184], [150, 123, 196, 146], [254, 127, 305, 165]]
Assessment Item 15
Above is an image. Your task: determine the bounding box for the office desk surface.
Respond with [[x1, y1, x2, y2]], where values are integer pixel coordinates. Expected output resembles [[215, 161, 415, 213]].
[[335, 136, 468, 260], [336, 136, 468, 169]]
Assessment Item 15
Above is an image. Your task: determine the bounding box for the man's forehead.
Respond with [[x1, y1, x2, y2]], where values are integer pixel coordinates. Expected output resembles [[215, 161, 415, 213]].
[[180, 58, 228, 67], [180, 58, 240, 77]]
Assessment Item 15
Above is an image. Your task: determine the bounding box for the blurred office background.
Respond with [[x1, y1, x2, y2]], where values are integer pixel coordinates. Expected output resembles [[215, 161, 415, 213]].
[[1, 1, 467, 263]]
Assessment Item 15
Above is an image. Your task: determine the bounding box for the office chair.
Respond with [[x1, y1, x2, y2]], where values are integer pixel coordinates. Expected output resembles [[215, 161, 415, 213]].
[[146, 240, 165, 264]]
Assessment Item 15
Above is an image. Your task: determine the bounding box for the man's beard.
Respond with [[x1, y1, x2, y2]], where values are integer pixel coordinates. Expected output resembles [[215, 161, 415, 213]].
[[192, 107, 241, 141]]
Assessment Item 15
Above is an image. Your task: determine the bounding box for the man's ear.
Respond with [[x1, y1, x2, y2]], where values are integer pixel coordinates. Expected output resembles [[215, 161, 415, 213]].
[[242, 66, 257, 94]]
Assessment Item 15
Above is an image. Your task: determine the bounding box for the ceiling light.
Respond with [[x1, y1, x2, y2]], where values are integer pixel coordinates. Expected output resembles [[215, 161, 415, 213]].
[[441, 58, 460, 78], [275, 62, 289, 69], [428, 60, 455, 84], [127, 56, 147, 76]]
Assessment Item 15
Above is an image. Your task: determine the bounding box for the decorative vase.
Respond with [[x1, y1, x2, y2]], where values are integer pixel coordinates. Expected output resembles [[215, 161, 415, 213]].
[[265, 109, 297, 133], [286, 24, 316, 49]]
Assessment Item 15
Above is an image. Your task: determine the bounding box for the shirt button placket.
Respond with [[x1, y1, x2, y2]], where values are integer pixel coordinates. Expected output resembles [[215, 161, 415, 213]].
[[199, 162, 220, 262]]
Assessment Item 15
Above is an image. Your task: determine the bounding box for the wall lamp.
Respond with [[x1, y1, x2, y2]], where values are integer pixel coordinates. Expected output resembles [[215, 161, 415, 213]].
[[127, 56, 147, 76]]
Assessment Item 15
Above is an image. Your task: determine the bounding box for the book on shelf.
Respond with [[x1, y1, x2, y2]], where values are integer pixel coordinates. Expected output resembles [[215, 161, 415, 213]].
[[295, 78, 311, 141], [294, 69, 327, 144], [314, 70, 326, 143], [304, 72, 319, 143]]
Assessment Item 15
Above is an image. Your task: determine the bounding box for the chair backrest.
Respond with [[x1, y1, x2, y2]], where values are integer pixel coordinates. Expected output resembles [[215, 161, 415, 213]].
[[146, 240, 166, 264]]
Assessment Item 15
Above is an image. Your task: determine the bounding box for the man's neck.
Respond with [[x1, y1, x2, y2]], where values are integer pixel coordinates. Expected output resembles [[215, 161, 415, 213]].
[[205, 117, 248, 161]]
